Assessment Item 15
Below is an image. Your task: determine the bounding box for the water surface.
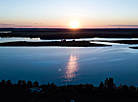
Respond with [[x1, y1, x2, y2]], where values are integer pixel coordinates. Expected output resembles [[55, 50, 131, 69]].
[[0, 38, 138, 86]]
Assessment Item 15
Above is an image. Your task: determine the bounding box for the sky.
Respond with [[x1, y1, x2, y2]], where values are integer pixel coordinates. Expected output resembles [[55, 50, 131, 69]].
[[0, 0, 138, 28]]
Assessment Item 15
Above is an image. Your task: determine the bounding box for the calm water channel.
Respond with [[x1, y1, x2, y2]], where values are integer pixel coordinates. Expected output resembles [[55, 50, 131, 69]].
[[0, 38, 138, 86]]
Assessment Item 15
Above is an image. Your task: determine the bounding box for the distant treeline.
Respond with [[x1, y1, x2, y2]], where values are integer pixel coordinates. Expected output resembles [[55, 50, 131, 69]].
[[1, 28, 138, 39], [1, 28, 138, 31]]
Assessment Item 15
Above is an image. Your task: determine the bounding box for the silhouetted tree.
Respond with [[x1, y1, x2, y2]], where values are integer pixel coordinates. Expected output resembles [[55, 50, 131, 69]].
[[2, 79, 6, 85], [129, 85, 136, 93], [33, 81, 39, 87], [63, 39, 66, 42], [47, 83, 50, 86], [99, 82, 104, 90], [108, 78, 115, 89], [121, 84, 129, 94], [6, 79, 12, 86], [104, 78, 109, 88], [137, 87, 138, 92], [21, 80, 26, 86], [18, 80, 22, 86], [51, 82, 54, 86], [27, 81, 32, 87], [104, 78, 115, 89]]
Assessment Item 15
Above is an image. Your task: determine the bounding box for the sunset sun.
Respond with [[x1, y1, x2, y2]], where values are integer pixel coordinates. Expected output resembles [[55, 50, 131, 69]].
[[70, 21, 79, 28]]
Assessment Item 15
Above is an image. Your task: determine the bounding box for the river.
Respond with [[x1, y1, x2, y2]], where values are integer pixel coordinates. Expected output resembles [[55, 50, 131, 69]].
[[0, 37, 138, 86]]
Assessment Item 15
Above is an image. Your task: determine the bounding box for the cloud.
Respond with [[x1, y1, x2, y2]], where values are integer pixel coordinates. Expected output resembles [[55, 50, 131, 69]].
[[35, 23, 41, 25], [109, 25, 138, 27], [47, 25, 70, 28], [0, 23, 32, 28], [14, 25, 32, 27], [0, 23, 15, 25], [0, 23, 68, 28]]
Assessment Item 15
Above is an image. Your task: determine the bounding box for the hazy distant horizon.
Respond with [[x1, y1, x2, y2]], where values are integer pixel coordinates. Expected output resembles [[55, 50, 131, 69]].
[[1, 25, 138, 29], [1, 27, 138, 30]]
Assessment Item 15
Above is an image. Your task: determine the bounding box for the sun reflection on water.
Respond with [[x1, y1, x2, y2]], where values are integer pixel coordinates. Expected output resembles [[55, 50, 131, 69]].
[[64, 54, 79, 82]]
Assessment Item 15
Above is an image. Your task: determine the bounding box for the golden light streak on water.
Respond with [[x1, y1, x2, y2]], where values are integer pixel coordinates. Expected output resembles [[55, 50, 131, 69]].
[[64, 54, 79, 82]]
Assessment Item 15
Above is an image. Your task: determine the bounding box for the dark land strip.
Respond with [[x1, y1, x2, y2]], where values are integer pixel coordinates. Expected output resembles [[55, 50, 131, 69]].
[[94, 40, 138, 49], [0, 41, 111, 47], [129, 47, 138, 49], [98, 40, 138, 44], [1, 28, 138, 39]]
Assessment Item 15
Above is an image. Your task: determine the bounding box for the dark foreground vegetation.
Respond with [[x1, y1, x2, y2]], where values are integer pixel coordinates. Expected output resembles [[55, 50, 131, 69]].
[[0, 41, 111, 47], [1, 78, 138, 102], [1, 28, 138, 39]]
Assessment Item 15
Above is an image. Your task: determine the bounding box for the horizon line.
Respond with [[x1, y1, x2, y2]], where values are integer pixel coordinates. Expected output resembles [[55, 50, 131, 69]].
[[1, 27, 138, 29]]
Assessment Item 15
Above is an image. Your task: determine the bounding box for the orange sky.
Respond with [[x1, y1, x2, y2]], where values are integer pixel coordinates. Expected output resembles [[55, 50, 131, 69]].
[[0, 0, 138, 28]]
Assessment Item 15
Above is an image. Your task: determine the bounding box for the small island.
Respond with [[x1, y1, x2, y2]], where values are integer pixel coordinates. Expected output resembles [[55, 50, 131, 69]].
[[0, 41, 111, 47]]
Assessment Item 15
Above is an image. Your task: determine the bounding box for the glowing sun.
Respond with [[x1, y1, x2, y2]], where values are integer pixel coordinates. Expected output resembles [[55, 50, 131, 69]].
[[70, 21, 79, 28]]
